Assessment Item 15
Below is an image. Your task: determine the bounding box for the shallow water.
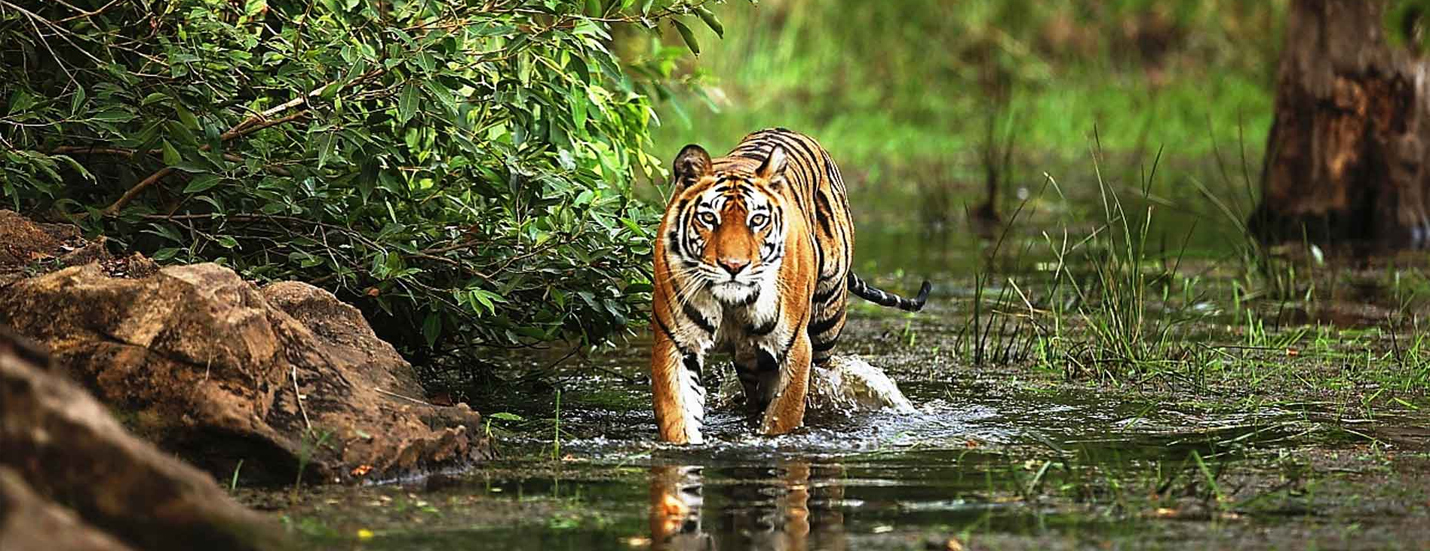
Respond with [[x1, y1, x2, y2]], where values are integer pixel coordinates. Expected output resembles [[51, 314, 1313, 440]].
[[266, 161, 1430, 549], [270, 336, 1418, 551]]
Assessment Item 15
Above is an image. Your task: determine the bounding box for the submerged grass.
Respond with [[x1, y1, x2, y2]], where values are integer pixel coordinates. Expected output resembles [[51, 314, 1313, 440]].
[[930, 126, 1430, 413]]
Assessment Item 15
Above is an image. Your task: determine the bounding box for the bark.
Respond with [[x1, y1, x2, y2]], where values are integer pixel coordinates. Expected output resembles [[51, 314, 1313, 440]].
[[1252, 0, 1430, 249]]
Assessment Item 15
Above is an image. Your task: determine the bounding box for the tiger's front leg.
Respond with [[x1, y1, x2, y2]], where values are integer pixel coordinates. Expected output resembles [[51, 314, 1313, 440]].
[[651, 332, 706, 444], [760, 332, 811, 435]]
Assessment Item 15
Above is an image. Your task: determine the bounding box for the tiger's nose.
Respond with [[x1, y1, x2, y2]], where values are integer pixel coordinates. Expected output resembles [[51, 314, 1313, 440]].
[[718, 257, 749, 275]]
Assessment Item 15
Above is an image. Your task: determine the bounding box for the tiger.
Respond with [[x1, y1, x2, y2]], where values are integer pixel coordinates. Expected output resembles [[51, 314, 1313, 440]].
[[650, 128, 931, 444], [648, 460, 849, 549]]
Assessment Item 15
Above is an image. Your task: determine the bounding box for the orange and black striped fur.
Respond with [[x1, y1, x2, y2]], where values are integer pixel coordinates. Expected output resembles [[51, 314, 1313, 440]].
[[650, 128, 932, 444]]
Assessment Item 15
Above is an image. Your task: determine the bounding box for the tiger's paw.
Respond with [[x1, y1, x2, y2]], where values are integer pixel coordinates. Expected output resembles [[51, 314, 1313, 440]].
[[661, 424, 704, 445]]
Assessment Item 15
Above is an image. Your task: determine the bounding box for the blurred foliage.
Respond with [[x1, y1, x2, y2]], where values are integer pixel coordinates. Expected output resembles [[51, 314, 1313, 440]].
[[653, 0, 1288, 168], [1389, 0, 1430, 52], [0, 0, 742, 359]]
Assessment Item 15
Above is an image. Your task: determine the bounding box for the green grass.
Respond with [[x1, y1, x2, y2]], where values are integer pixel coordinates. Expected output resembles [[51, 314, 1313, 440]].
[[648, 0, 1281, 170]]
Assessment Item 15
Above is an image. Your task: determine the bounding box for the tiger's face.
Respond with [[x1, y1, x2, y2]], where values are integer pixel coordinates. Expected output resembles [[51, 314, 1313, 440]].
[[668, 144, 790, 305]]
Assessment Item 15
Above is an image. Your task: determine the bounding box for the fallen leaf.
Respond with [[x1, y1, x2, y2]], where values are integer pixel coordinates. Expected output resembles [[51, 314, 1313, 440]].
[[356, 528, 374, 540], [351, 464, 373, 477], [946, 537, 965, 551]]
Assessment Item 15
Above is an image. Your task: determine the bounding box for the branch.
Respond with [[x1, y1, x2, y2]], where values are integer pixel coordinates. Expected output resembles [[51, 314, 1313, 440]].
[[140, 212, 495, 282], [101, 69, 383, 216], [45, 146, 291, 176], [101, 109, 308, 216]]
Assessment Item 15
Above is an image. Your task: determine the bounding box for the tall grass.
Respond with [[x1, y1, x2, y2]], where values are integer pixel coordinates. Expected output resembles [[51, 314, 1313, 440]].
[[1024, 139, 1208, 381]]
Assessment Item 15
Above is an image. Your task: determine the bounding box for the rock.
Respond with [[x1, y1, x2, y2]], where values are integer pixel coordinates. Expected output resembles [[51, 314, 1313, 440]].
[[808, 355, 918, 415], [0, 209, 155, 286], [0, 260, 488, 484], [0, 209, 79, 267], [0, 466, 136, 551], [258, 281, 489, 480], [0, 326, 286, 551]]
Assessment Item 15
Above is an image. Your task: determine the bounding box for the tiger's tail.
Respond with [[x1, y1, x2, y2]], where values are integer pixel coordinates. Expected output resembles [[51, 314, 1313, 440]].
[[847, 273, 932, 312]]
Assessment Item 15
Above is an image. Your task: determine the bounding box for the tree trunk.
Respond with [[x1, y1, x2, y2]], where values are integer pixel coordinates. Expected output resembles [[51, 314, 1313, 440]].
[[1252, 0, 1430, 249]]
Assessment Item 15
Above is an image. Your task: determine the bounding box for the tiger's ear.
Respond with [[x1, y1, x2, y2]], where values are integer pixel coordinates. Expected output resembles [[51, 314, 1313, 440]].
[[756, 146, 788, 183], [672, 144, 711, 194]]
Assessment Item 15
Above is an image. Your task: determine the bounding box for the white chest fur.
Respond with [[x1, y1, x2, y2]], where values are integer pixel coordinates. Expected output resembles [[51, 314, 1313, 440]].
[[713, 284, 787, 357]]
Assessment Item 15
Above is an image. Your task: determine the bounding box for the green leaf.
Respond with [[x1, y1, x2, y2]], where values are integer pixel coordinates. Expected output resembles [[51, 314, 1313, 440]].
[[152, 248, 182, 261], [397, 84, 420, 124], [175, 105, 200, 130], [69, 87, 86, 116], [317, 132, 336, 169], [421, 79, 459, 117], [52, 155, 95, 182], [695, 7, 724, 38], [422, 312, 442, 348], [413, 52, 437, 73], [571, 88, 588, 132], [161, 140, 182, 166], [488, 412, 524, 422], [92, 109, 136, 123], [7, 90, 35, 115], [672, 19, 700, 55], [183, 173, 223, 194], [0, 0, 706, 353]]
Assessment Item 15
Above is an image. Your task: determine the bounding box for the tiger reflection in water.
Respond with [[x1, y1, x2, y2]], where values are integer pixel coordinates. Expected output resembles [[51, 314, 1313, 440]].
[[649, 461, 847, 551]]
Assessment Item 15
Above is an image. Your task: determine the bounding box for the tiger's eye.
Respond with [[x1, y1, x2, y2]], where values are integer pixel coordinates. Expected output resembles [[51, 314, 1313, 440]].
[[698, 212, 717, 226], [749, 214, 768, 227]]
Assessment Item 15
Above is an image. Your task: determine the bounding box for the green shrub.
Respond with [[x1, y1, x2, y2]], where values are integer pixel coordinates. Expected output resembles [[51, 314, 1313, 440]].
[[0, 0, 738, 358]]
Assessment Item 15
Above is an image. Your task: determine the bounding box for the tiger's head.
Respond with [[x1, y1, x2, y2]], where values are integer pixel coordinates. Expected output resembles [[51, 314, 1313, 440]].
[[665, 143, 790, 306]]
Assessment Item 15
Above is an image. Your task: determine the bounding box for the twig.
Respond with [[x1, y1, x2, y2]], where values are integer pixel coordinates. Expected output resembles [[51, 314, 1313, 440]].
[[102, 110, 310, 216], [46, 146, 143, 157], [46, 145, 291, 176], [374, 387, 440, 407], [292, 366, 312, 432], [219, 152, 291, 176]]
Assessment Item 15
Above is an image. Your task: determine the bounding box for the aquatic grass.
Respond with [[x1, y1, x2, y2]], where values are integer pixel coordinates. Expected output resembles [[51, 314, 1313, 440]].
[[1032, 139, 1205, 381], [956, 161, 1050, 367], [294, 428, 334, 499], [551, 389, 563, 461], [927, 127, 1430, 409], [230, 459, 244, 493]]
